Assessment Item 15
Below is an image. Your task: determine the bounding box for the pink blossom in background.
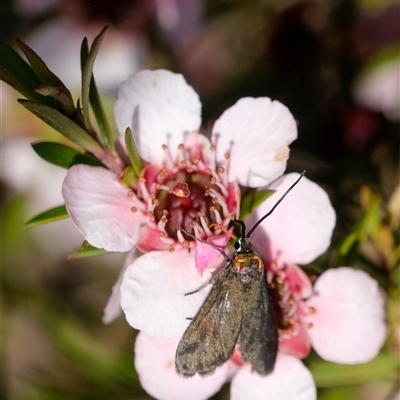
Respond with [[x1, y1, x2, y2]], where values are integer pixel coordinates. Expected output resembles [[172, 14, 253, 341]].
[[61, 69, 297, 326], [128, 173, 386, 400]]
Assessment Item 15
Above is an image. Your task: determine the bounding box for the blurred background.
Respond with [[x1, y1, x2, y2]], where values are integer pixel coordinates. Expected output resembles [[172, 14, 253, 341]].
[[1, 0, 399, 399]]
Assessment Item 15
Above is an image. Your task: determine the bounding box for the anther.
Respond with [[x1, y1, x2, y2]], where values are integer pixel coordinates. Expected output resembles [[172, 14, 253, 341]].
[[218, 167, 225, 174], [162, 144, 168, 150], [308, 306, 316, 314], [210, 145, 216, 152], [178, 143, 184, 150], [169, 246, 175, 253], [212, 197, 219, 204], [131, 206, 138, 213], [180, 160, 187, 167], [224, 153, 231, 159], [306, 322, 314, 329], [127, 190, 134, 197], [197, 211, 205, 218], [147, 211, 154, 218], [205, 168, 212, 175], [191, 157, 200, 164], [159, 231, 167, 238], [153, 199, 160, 206], [210, 177, 217, 185], [162, 209, 169, 216], [139, 177, 146, 183], [183, 240, 190, 249]]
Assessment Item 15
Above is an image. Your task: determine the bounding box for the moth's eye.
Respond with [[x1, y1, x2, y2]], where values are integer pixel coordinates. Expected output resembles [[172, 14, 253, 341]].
[[234, 241, 240, 250]]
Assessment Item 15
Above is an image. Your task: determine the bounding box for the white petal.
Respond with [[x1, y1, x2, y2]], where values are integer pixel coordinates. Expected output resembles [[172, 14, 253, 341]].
[[62, 165, 143, 252], [248, 173, 336, 265], [305, 267, 387, 364], [134, 332, 230, 400], [211, 97, 297, 187], [114, 69, 202, 164], [231, 354, 316, 400], [102, 248, 142, 324], [120, 248, 212, 338]]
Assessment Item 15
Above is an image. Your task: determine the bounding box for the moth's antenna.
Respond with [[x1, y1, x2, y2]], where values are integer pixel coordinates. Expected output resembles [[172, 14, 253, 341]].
[[246, 171, 306, 238]]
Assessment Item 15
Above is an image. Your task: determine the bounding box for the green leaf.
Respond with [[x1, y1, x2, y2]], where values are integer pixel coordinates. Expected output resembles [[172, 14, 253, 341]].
[[68, 242, 109, 259], [16, 37, 64, 86], [32, 142, 104, 169], [81, 25, 110, 131], [80, 36, 115, 152], [35, 84, 76, 117], [239, 188, 276, 220], [18, 100, 102, 153], [23, 205, 69, 229], [125, 127, 143, 176], [0, 42, 53, 105]]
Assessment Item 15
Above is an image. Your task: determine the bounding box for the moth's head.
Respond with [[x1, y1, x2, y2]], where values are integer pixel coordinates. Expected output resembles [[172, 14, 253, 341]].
[[234, 236, 252, 253]]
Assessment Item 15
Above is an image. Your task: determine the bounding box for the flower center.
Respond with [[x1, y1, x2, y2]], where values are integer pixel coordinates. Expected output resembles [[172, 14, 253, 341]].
[[153, 170, 224, 240], [126, 140, 238, 249]]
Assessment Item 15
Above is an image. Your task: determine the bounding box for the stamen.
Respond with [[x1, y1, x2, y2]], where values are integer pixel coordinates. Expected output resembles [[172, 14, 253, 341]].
[[183, 240, 190, 249], [159, 231, 167, 238], [209, 188, 229, 217], [127, 190, 134, 197], [308, 306, 316, 314], [306, 322, 314, 329], [210, 145, 216, 152], [198, 214, 212, 236], [177, 229, 185, 243], [224, 152, 231, 159], [131, 206, 138, 213], [139, 178, 150, 200], [218, 166, 225, 174], [210, 206, 223, 225], [147, 211, 154, 219], [169, 246, 175, 253]]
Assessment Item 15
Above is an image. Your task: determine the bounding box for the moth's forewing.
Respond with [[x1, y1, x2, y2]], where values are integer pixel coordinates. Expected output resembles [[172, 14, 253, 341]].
[[239, 265, 278, 375], [175, 266, 244, 377]]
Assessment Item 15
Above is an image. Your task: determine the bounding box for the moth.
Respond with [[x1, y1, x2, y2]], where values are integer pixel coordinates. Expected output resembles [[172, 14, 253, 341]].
[[175, 171, 306, 377]]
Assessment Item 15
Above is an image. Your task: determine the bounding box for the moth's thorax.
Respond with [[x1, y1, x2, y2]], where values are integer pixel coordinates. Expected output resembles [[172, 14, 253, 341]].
[[232, 250, 264, 286]]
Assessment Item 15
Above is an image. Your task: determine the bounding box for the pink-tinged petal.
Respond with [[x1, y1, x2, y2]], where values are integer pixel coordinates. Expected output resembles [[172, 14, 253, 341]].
[[134, 332, 230, 400], [62, 165, 143, 252], [231, 354, 316, 400], [102, 248, 142, 324], [195, 235, 229, 274], [304, 267, 387, 364], [249, 173, 335, 264], [120, 249, 212, 338], [114, 69, 201, 164], [279, 322, 311, 359], [136, 225, 173, 252], [211, 97, 297, 187]]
